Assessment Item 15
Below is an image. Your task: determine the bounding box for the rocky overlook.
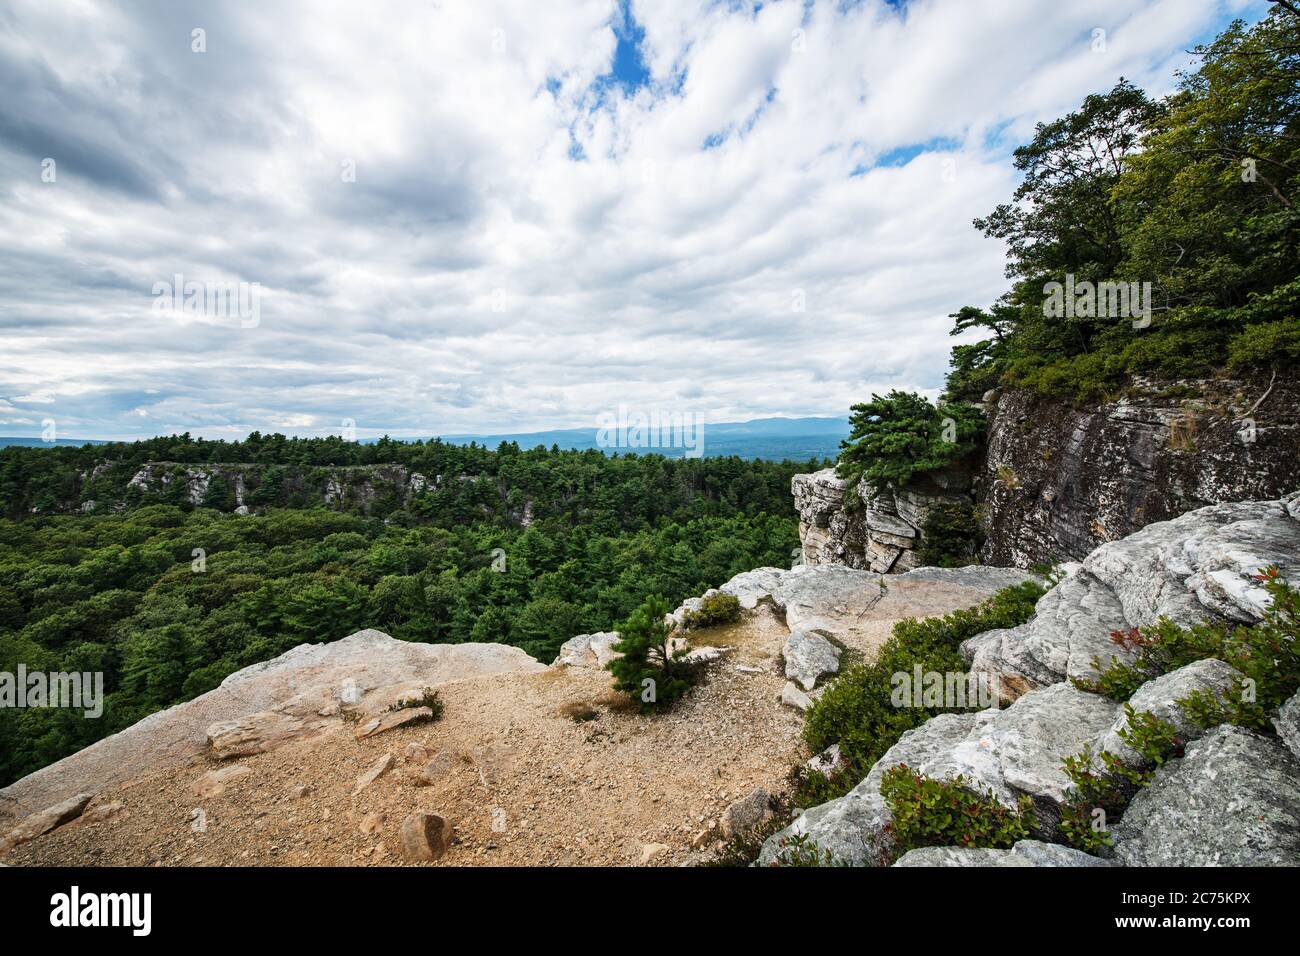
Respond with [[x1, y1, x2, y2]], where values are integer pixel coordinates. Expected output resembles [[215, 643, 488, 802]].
[[4, 484, 1298, 868], [793, 466, 972, 573], [759, 492, 1300, 867]]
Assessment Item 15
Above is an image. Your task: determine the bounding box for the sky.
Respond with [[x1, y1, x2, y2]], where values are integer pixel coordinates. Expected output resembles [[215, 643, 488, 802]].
[[0, 0, 1270, 442]]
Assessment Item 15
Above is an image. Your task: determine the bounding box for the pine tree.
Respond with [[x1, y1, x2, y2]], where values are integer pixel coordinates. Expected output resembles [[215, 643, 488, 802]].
[[606, 595, 696, 712]]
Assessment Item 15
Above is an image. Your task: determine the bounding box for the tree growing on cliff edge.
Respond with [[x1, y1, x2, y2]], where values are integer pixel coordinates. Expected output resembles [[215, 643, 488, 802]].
[[606, 595, 698, 711], [945, 6, 1300, 404], [836, 391, 982, 501]]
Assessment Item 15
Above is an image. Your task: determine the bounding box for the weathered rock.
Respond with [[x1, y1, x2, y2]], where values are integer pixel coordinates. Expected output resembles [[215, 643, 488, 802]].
[[793, 468, 973, 572], [965, 498, 1300, 702], [715, 567, 790, 609], [551, 632, 621, 668], [758, 712, 980, 867], [207, 710, 332, 760], [415, 751, 456, 786], [359, 811, 386, 836], [353, 753, 395, 796], [783, 630, 841, 691], [780, 681, 814, 712], [288, 784, 312, 799], [404, 743, 431, 764], [192, 764, 253, 799], [639, 842, 670, 864], [354, 706, 433, 740], [720, 789, 773, 839], [79, 801, 126, 826], [399, 811, 448, 861], [980, 379, 1300, 567], [1, 629, 544, 817], [807, 744, 843, 777], [1275, 688, 1300, 763], [1112, 725, 1300, 866], [760, 682, 1119, 864], [922, 683, 1121, 835], [0, 792, 94, 856], [893, 840, 1114, 867], [1097, 659, 1244, 766]]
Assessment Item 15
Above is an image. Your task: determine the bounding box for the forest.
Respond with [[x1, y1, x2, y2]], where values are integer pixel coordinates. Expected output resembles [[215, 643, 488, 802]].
[[942, 10, 1299, 405], [0, 439, 811, 785]]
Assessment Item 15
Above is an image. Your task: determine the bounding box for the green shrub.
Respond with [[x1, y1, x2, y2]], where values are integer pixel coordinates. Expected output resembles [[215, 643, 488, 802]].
[[1077, 567, 1299, 727], [801, 580, 1046, 800], [389, 686, 444, 722], [1058, 708, 1181, 853], [1228, 316, 1300, 370], [881, 765, 1033, 856], [682, 592, 741, 629], [607, 595, 699, 712]]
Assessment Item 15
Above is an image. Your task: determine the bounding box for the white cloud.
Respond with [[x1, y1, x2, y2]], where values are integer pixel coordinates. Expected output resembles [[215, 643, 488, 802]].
[[0, 0, 1270, 439]]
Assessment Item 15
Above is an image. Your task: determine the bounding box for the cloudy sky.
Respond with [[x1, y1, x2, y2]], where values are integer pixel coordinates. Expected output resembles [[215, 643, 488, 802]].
[[0, 0, 1269, 441]]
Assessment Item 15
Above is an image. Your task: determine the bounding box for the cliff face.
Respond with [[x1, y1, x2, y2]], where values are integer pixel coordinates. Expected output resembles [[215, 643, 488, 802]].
[[793, 467, 972, 573], [979, 376, 1300, 566]]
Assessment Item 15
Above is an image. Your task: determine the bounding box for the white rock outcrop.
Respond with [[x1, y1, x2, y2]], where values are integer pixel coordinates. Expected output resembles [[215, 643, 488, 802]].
[[0, 630, 544, 817]]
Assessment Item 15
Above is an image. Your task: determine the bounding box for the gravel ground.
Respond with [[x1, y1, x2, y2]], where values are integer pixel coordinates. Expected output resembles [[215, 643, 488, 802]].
[[7, 577, 1003, 868]]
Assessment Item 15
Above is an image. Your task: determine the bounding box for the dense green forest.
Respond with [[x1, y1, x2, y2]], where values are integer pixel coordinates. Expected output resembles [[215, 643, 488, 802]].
[[943, 9, 1299, 404], [0, 438, 809, 785]]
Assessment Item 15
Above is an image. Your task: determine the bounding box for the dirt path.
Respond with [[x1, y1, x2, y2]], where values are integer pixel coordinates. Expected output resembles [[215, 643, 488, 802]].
[[9, 607, 805, 867]]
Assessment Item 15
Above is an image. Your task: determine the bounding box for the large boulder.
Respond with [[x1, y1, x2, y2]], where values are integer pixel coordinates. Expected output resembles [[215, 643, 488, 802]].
[[551, 632, 621, 669], [0, 630, 544, 819], [920, 683, 1121, 836], [964, 498, 1300, 702], [757, 682, 1120, 865], [756, 712, 981, 866], [783, 630, 841, 691], [963, 567, 1132, 702], [1111, 725, 1300, 866], [1096, 659, 1244, 766]]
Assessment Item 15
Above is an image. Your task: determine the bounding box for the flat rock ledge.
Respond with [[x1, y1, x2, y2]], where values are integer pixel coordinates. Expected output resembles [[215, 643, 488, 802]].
[[893, 840, 1113, 867]]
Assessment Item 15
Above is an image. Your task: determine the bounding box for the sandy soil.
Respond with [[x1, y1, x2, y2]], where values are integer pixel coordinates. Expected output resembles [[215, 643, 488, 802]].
[[9, 607, 805, 867]]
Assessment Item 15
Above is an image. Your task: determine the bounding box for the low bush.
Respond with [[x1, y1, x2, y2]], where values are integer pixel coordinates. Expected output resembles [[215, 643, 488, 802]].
[[683, 592, 741, 629], [800, 580, 1046, 802], [1076, 567, 1299, 730], [881, 765, 1033, 856], [388, 687, 444, 722], [1057, 707, 1181, 854]]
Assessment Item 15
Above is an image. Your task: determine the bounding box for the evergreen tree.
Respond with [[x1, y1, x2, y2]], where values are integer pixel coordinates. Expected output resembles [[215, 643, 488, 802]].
[[606, 595, 696, 711]]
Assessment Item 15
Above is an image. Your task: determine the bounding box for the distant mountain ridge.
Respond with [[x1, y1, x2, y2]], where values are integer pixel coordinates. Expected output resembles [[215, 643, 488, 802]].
[[430, 416, 850, 461], [0, 416, 849, 462]]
